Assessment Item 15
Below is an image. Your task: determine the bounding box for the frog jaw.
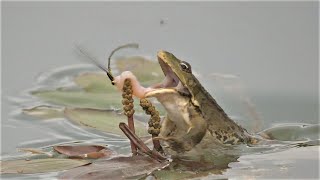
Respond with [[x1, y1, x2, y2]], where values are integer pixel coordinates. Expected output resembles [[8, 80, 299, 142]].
[[144, 51, 190, 98]]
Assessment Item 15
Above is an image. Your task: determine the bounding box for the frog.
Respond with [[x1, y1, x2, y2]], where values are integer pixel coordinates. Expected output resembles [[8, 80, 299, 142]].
[[143, 51, 255, 155]]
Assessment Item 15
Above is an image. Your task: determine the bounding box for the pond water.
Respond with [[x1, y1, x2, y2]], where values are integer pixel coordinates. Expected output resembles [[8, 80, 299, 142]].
[[1, 1, 319, 179]]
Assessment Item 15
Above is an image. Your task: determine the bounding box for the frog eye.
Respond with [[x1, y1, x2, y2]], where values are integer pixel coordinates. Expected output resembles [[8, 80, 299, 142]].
[[180, 61, 192, 73]]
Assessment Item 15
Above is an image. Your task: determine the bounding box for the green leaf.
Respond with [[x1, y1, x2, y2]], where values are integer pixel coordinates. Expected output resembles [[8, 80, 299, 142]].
[[32, 90, 121, 110], [74, 72, 115, 93], [31, 89, 166, 115], [1, 158, 90, 174], [64, 108, 149, 137], [259, 124, 320, 141], [74, 56, 164, 93], [22, 105, 64, 120], [115, 56, 164, 86]]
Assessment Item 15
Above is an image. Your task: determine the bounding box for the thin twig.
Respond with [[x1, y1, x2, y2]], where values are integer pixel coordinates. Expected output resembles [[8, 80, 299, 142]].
[[119, 123, 167, 162]]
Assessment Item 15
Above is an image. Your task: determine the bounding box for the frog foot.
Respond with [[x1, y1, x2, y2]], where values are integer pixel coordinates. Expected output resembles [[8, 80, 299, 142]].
[[152, 136, 170, 141], [154, 136, 192, 152], [183, 119, 194, 134], [187, 126, 194, 134], [153, 136, 180, 146]]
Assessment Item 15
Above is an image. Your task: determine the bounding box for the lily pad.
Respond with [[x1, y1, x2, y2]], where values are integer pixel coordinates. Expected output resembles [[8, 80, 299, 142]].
[[258, 124, 320, 141], [22, 105, 64, 120], [54, 145, 114, 159], [115, 56, 164, 86], [74, 56, 164, 93], [18, 148, 54, 157], [74, 72, 116, 93], [31, 90, 161, 114], [59, 156, 169, 179], [31, 56, 167, 115], [64, 108, 149, 137], [1, 158, 90, 174], [32, 90, 121, 110]]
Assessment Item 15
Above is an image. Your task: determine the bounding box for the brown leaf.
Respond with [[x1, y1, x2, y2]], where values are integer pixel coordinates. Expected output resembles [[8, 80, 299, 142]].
[[53, 145, 114, 159], [18, 148, 53, 157], [1, 159, 90, 174], [59, 155, 169, 179], [22, 105, 63, 120]]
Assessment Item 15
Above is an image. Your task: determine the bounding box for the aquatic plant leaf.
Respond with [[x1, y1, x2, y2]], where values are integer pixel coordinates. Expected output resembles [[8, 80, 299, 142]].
[[74, 72, 116, 93], [1, 159, 90, 174], [18, 148, 54, 157], [53, 145, 114, 159], [150, 169, 195, 180], [22, 105, 64, 120], [59, 156, 169, 179], [32, 90, 122, 110], [149, 158, 226, 179], [115, 56, 164, 86], [224, 146, 319, 179], [64, 108, 149, 137], [31, 90, 161, 114], [74, 56, 163, 93], [258, 124, 320, 141]]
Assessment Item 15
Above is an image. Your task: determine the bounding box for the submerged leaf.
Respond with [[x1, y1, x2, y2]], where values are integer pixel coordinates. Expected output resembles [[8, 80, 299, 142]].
[[18, 148, 53, 157], [64, 108, 149, 137], [22, 105, 64, 120], [116, 56, 164, 86], [258, 124, 320, 141], [74, 56, 164, 93], [31, 57, 167, 115], [74, 72, 116, 93], [1, 159, 90, 174], [32, 90, 121, 110], [54, 145, 114, 159], [59, 155, 169, 179], [31, 90, 161, 114]]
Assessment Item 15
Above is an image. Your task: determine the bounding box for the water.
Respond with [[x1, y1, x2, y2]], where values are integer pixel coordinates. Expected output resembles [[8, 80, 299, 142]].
[[1, 57, 319, 179], [2, 1, 319, 179]]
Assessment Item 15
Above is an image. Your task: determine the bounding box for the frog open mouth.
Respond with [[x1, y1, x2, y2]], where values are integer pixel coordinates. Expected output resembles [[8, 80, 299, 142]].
[[144, 51, 190, 98]]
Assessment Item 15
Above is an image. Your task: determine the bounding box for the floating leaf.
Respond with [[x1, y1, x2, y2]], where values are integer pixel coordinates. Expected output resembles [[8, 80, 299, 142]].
[[74, 72, 116, 93], [59, 156, 169, 179], [31, 57, 167, 115], [32, 90, 121, 110], [64, 108, 149, 137], [31, 90, 162, 114], [259, 124, 320, 141], [18, 148, 53, 157], [22, 105, 63, 120], [1, 159, 90, 174], [54, 145, 114, 159], [116, 56, 164, 86], [150, 169, 195, 180], [74, 56, 164, 93]]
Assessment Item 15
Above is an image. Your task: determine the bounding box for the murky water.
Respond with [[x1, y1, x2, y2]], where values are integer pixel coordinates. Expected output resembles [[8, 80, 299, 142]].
[[2, 1, 318, 179], [2, 60, 319, 179]]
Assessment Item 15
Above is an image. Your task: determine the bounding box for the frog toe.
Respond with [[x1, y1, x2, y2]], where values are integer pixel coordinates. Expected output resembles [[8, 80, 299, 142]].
[[186, 126, 194, 134]]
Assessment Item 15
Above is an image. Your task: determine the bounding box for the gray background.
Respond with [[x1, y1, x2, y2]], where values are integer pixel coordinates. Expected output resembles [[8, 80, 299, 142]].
[[1, 1, 319, 154]]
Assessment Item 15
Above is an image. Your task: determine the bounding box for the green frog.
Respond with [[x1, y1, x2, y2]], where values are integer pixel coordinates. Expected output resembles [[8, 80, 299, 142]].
[[144, 51, 256, 156]]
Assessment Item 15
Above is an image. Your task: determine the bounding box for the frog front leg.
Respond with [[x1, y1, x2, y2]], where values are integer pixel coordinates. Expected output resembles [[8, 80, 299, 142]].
[[159, 106, 208, 153], [160, 116, 176, 138]]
